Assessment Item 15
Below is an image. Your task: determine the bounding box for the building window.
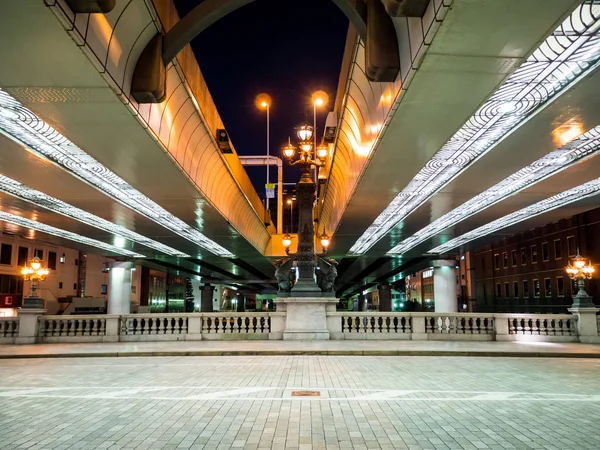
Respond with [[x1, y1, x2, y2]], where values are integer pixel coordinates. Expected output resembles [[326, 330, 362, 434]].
[[496, 283, 501, 298], [34, 249, 43, 260], [542, 242, 549, 261], [0, 244, 12, 265], [60, 253, 66, 264], [58, 282, 63, 289], [17, 247, 28, 267], [531, 245, 538, 264], [554, 239, 562, 260], [567, 236, 576, 257], [101, 284, 108, 295], [494, 253, 500, 270], [73, 283, 78, 291], [521, 247, 527, 265], [533, 279, 540, 297], [511, 250, 517, 267], [544, 278, 551, 297], [48, 252, 57, 270], [523, 280, 530, 297], [513, 281, 519, 298], [557, 277, 565, 297], [503, 252, 508, 269], [504, 282, 510, 298]]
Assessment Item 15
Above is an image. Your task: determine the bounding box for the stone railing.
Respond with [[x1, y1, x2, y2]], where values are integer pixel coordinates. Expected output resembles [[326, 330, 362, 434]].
[[424, 314, 495, 339], [502, 314, 577, 340], [0, 318, 19, 344], [329, 312, 587, 342], [1, 309, 598, 344], [120, 314, 190, 341], [202, 313, 272, 340], [13, 312, 284, 343], [335, 313, 412, 339]]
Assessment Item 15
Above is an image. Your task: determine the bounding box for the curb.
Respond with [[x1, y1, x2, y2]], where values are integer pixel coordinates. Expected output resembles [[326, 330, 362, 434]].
[[0, 350, 599, 359]]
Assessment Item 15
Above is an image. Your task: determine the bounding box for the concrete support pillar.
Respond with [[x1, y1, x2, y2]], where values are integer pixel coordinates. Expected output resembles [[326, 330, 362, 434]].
[[236, 295, 245, 312], [432, 260, 458, 313], [200, 284, 214, 312], [108, 262, 134, 315], [358, 294, 367, 312], [378, 284, 392, 312]]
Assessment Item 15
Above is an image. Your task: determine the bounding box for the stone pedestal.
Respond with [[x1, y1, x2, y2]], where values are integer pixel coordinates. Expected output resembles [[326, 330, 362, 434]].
[[275, 297, 338, 340], [16, 308, 46, 344], [22, 296, 44, 309], [568, 307, 600, 343]]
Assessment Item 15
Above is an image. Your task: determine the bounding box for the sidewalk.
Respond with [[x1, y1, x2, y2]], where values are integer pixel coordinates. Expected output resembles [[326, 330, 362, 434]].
[[1, 340, 599, 359]]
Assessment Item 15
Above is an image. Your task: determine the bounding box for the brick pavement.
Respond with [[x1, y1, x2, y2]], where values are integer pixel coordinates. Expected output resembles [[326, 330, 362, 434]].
[[0, 356, 599, 449]]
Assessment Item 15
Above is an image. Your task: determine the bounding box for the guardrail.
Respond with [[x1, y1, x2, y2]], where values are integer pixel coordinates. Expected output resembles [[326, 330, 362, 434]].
[[328, 312, 586, 342], [0, 310, 598, 344], [0, 318, 19, 344]]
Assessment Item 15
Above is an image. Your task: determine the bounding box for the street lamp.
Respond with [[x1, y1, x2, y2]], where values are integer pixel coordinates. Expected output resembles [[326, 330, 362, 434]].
[[311, 91, 328, 182], [256, 93, 272, 214], [278, 122, 336, 293], [21, 256, 49, 308], [565, 249, 595, 308], [286, 197, 295, 233]]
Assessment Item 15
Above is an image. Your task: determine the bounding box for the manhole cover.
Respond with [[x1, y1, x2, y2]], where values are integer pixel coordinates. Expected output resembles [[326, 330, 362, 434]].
[[291, 391, 320, 397]]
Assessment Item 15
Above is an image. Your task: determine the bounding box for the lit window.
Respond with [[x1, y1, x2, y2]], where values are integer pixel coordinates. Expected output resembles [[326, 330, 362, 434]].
[[531, 246, 538, 264], [544, 278, 552, 297], [533, 279, 540, 297], [523, 280, 530, 297]]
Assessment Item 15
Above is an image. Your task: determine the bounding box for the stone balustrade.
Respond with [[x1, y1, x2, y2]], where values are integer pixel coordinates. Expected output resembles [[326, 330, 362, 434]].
[[501, 314, 577, 341], [424, 313, 495, 339], [0, 318, 19, 344], [329, 312, 594, 342], [0, 310, 597, 344], [201, 313, 271, 340]]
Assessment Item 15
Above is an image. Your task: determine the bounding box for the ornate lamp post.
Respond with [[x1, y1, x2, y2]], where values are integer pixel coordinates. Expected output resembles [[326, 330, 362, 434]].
[[565, 250, 595, 308], [275, 124, 337, 294], [21, 256, 49, 308]]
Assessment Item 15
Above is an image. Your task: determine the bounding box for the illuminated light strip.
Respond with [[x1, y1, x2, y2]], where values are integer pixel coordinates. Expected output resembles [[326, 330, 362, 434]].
[[349, 3, 600, 255], [428, 177, 600, 255], [0, 90, 234, 258], [388, 126, 600, 255], [0, 210, 145, 258], [0, 174, 190, 257]]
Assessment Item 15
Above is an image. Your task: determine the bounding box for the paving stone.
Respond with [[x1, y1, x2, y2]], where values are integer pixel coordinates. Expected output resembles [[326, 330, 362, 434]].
[[0, 356, 599, 449]]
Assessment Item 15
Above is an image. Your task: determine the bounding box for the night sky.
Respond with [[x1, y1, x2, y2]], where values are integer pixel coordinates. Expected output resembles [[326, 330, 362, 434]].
[[172, 0, 349, 192]]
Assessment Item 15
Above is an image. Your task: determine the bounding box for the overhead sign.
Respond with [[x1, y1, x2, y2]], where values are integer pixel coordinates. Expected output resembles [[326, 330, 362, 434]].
[[265, 183, 275, 199]]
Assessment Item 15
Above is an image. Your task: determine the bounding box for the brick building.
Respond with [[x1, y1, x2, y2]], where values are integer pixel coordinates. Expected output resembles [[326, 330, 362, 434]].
[[473, 207, 600, 313]]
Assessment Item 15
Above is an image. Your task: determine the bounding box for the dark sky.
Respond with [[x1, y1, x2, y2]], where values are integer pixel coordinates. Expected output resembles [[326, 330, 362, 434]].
[[172, 0, 349, 190]]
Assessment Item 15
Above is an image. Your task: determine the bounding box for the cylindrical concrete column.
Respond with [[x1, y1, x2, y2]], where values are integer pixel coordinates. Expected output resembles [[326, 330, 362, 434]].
[[432, 260, 458, 313], [357, 293, 367, 312], [378, 284, 392, 311], [200, 284, 214, 312], [108, 262, 134, 314], [236, 294, 245, 312]]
